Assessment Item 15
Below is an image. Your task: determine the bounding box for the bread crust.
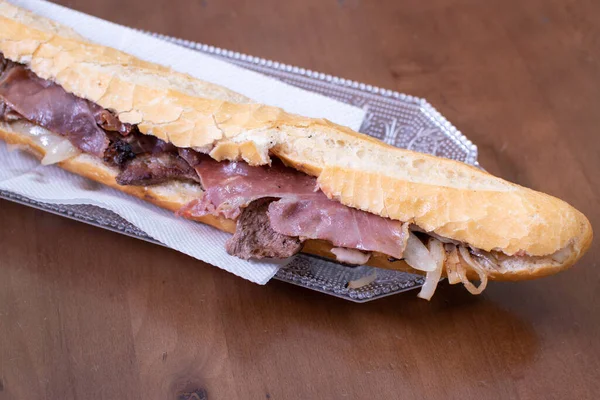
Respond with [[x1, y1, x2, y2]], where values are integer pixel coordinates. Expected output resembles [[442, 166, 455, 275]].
[[0, 2, 592, 268]]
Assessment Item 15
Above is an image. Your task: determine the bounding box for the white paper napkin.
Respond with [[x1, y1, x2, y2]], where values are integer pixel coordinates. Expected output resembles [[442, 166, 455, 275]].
[[0, 0, 366, 284]]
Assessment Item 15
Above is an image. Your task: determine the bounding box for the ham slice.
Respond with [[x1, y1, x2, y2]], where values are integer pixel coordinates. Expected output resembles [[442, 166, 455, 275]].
[[178, 152, 317, 219], [0, 60, 131, 157], [268, 197, 409, 259], [179, 154, 409, 259]]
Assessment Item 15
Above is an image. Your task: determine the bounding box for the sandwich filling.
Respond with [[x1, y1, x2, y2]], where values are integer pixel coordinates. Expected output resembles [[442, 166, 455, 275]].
[[0, 53, 569, 298]]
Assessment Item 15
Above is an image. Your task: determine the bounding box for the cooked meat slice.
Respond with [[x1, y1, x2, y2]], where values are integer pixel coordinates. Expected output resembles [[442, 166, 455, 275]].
[[268, 197, 409, 260], [116, 152, 201, 186], [122, 132, 176, 154], [178, 148, 203, 167], [179, 154, 316, 220], [0, 58, 132, 156], [0, 64, 110, 156], [226, 199, 303, 259], [96, 109, 133, 136], [104, 138, 136, 167], [0, 97, 22, 122], [0, 53, 8, 74], [104, 132, 176, 168]]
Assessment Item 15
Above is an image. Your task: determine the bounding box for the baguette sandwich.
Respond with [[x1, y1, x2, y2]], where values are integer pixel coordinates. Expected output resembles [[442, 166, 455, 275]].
[[0, 2, 592, 299]]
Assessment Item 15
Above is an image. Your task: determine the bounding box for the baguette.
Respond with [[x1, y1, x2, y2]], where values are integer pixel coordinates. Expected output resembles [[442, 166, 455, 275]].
[[0, 2, 593, 295]]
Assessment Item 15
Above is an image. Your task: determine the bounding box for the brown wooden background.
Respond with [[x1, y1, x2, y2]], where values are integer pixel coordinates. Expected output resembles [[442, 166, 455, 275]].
[[1, 0, 599, 399]]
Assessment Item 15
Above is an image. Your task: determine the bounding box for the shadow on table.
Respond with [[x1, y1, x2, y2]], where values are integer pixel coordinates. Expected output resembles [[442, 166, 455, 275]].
[[217, 276, 542, 391]]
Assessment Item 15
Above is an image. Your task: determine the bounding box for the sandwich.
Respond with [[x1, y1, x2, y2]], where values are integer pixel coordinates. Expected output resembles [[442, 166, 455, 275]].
[[0, 2, 592, 300]]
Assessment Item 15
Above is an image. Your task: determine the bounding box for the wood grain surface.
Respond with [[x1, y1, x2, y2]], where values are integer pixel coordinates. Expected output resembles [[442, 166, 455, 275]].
[[1, 0, 599, 399]]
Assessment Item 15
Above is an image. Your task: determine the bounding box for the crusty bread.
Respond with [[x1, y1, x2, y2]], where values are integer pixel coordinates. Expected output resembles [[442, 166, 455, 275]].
[[0, 2, 592, 275], [0, 122, 589, 281]]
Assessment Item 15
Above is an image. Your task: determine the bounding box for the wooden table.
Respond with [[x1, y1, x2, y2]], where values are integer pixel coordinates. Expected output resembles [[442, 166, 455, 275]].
[[1, 0, 598, 399]]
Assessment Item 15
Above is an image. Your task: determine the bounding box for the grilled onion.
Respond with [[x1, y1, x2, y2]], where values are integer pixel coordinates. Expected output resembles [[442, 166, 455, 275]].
[[403, 232, 437, 272], [331, 247, 371, 265], [40, 138, 79, 165], [458, 246, 488, 295], [7, 121, 79, 165], [445, 245, 462, 284], [418, 239, 445, 300]]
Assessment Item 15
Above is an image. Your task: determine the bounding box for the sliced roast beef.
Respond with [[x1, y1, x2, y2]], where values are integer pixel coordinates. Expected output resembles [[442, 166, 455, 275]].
[[116, 152, 201, 186], [226, 199, 303, 259]]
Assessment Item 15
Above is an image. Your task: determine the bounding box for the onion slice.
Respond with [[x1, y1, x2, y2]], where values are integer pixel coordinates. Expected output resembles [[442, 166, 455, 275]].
[[418, 239, 445, 300], [458, 246, 488, 295], [6, 121, 79, 165], [331, 247, 371, 265], [403, 232, 437, 272], [41, 138, 79, 165], [445, 245, 462, 284]]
